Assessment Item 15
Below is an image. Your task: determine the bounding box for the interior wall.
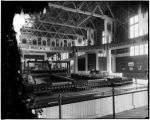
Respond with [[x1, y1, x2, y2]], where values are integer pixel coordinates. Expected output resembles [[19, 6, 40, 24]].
[[116, 55, 148, 79]]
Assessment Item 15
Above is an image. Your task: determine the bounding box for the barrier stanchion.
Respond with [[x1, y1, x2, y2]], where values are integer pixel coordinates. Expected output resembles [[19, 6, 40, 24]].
[[58, 93, 62, 119], [112, 83, 115, 119]]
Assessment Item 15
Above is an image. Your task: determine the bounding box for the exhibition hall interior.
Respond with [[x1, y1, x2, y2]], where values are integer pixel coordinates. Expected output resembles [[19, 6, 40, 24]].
[[2, 1, 149, 119]]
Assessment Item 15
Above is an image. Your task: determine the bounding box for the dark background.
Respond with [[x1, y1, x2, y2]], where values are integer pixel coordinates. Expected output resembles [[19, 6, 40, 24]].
[[2, 1, 48, 118]]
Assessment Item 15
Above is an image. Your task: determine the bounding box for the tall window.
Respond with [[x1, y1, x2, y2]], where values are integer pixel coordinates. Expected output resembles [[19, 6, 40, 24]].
[[139, 44, 144, 55], [130, 43, 148, 56], [52, 41, 55, 47], [130, 46, 135, 56], [129, 15, 139, 38], [43, 40, 46, 46], [134, 46, 139, 56], [33, 39, 37, 45], [144, 44, 148, 54], [102, 31, 106, 44], [64, 40, 67, 47], [47, 38, 50, 46], [38, 37, 41, 45]]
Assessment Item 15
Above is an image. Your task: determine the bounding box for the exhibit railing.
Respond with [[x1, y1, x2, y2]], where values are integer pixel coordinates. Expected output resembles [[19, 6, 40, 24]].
[[32, 84, 148, 118]]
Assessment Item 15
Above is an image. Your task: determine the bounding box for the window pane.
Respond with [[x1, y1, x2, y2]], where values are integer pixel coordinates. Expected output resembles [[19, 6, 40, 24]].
[[130, 26, 134, 38], [144, 44, 148, 54], [144, 26, 148, 35], [135, 46, 139, 56], [102, 31, 105, 36], [134, 24, 139, 37], [102, 37, 105, 44], [134, 15, 139, 23], [130, 46, 135, 56], [139, 45, 144, 55], [38, 37, 41, 45], [130, 17, 134, 25], [47, 38, 50, 46], [43, 40, 46, 46]]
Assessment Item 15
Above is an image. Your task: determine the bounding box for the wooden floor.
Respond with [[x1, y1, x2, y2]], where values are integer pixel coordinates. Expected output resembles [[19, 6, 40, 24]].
[[97, 105, 148, 119]]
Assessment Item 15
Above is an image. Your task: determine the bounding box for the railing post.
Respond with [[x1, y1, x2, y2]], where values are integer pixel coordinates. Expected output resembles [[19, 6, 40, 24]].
[[59, 93, 62, 119], [145, 69, 149, 118], [112, 84, 115, 119], [135, 79, 137, 89]]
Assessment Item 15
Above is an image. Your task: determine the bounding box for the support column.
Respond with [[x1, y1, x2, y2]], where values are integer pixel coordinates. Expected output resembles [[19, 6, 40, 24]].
[[111, 55, 116, 73], [104, 17, 113, 74], [96, 51, 99, 71], [73, 52, 78, 73], [106, 47, 112, 73], [85, 52, 88, 72]]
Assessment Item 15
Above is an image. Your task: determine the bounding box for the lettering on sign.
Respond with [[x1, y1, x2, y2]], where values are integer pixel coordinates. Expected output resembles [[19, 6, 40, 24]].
[[128, 62, 134, 66]]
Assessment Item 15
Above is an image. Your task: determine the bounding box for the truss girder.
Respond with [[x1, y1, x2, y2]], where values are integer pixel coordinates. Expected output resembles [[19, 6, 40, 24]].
[[22, 2, 114, 40], [48, 2, 113, 21]]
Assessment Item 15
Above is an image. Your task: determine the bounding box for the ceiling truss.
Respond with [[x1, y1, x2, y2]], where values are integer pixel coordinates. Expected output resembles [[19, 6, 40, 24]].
[[21, 1, 114, 39]]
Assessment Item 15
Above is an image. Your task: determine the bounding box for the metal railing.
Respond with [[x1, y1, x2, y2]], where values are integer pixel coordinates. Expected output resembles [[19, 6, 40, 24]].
[[56, 85, 147, 119]]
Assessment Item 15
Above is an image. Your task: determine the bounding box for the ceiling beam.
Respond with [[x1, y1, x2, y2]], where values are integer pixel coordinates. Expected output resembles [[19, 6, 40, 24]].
[[105, 2, 115, 19], [48, 2, 114, 21], [77, 16, 91, 27], [38, 19, 88, 30]]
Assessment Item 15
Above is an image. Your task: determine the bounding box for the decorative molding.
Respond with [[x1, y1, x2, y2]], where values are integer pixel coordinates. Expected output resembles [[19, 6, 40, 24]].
[[19, 35, 148, 53]]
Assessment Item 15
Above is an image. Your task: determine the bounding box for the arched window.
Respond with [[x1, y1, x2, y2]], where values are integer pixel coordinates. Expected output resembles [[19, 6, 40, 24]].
[[68, 42, 71, 47], [72, 41, 75, 46], [52, 41, 55, 47], [22, 38, 26, 44], [56, 39, 59, 47], [38, 37, 41, 45], [78, 38, 82, 44], [60, 42, 63, 47], [33, 39, 37, 45], [43, 40, 46, 46], [64, 40, 67, 47], [47, 38, 50, 46]]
